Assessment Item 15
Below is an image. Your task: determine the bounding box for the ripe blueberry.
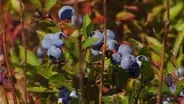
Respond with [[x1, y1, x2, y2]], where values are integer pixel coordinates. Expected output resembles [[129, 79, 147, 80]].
[[128, 62, 140, 78], [55, 32, 67, 39], [58, 6, 75, 20], [107, 39, 118, 51], [136, 55, 148, 67], [91, 31, 104, 48], [91, 49, 100, 56], [71, 15, 83, 27], [103, 29, 115, 39], [175, 66, 184, 80], [42, 34, 54, 49], [111, 53, 121, 64], [58, 87, 70, 104], [70, 91, 78, 98], [120, 54, 136, 70], [47, 46, 62, 59], [118, 44, 132, 54], [53, 34, 64, 47], [37, 47, 45, 58]]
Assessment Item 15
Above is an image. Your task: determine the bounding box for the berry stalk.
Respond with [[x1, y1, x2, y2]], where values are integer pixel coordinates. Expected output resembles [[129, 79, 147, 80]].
[[157, 0, 170, 103], [19, 0, 27, 103], [99, 0, 107, 104], [0, 1, 17, 104], [74, 0, 85, 104]]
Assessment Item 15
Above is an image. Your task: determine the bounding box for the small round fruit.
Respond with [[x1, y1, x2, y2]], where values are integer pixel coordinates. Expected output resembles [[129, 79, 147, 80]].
[[58, 6, 75, 20], [128, 62, 140, 78], [55, 32, 67, 39], [42, 34, 54, 49], [102, 29, 115, 39], [107, 39, 118, 51], [71, 15, 83, 27], [175, 66, 184, 79], [52, 35, 64, 47], [169, 85, 176, 94], [47, 46, 62, 59], [179, 89, 184, 97], [111, 53, 121, 64], [91, 49, 100, 56], [120, 54, 136, 70], [91, 31, 104, 47], [70, 91, 78, 98], [37, 47, 45, 58], [136, 55, 148, 67], [118, 44, 132, 54]]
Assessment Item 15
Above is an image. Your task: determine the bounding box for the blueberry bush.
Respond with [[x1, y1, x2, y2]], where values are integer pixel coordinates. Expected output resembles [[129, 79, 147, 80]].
[[0, 0, 184, 104]]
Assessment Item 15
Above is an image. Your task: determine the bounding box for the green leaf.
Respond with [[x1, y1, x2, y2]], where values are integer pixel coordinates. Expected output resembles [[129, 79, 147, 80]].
[[146, 36, 161, 47], [174, 79, 184, 96], [82, 38, 98, 49], [82, 15, 93, 38], [38, 65, 57, 79], [19, 45, 40, 66], [49, 74, 73, 90], [164, 1, 183, 22], [172, 32, 184, 56], [128, 38, 143, 53], [27, 86, 58, 93], [140, 61, 154, 81], [30, 0, 42, 10], [45, 0, 57, 11]]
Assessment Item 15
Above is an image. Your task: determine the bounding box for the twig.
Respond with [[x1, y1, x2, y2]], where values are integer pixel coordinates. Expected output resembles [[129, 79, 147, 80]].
[[74, 0, 85, 104], [99, 0, 107, 104], [157, 0, 170, 104], [0, 1, 17, 104], [19, 0, 27, 103]]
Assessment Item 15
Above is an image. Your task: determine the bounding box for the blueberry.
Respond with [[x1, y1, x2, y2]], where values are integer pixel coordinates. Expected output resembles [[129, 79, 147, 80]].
[[169, 85, 176, 94], [111, 53, 121, 64], [128, 62, 140, 78], [47, 46, 62, 59], [70, 91, 78, 98], [118, 44, 132, 54], [91, 31, 104, 47], [71, 15, 83, 27], [175, 66, 184, 80], [91, 49, 100, 56], [42, 34, 54, 49], [107, 39, 118, 51], [165, 74, 176, 87], [37, 47, 45, 58], [102, 29, 115, 39], [120, 54, 136, 70], [136, 55, 148, 67], [179, 89, 184, 97], [58, 87, 71, 104], [55, 32, 67, 39], [52, 33, 64, 47], [58, 6, 75, 20]]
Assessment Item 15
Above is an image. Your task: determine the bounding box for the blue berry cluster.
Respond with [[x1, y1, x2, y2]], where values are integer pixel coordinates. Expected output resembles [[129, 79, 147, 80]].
[[165, 74, 176, 94], [58, 6, 83, 27], [39, 32, 67, 60], [58, 87, 78, 104], [90, 29, 148, 78]]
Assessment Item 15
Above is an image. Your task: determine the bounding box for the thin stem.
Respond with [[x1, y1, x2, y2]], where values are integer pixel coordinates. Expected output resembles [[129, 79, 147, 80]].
[[19, 0, 27, 103], [157, 0, 170, 104], [74, 0, 85, 104], [99, 0, 107, 104], [0, 1, 17, 104]]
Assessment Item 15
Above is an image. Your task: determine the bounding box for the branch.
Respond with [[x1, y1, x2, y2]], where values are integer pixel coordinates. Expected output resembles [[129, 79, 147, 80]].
[[99, 0, 107, 104], [74, 0, 85, 104], [157, 0, 170, 103], [19, 0, 27, 103], [0, 1, 17, 104]]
